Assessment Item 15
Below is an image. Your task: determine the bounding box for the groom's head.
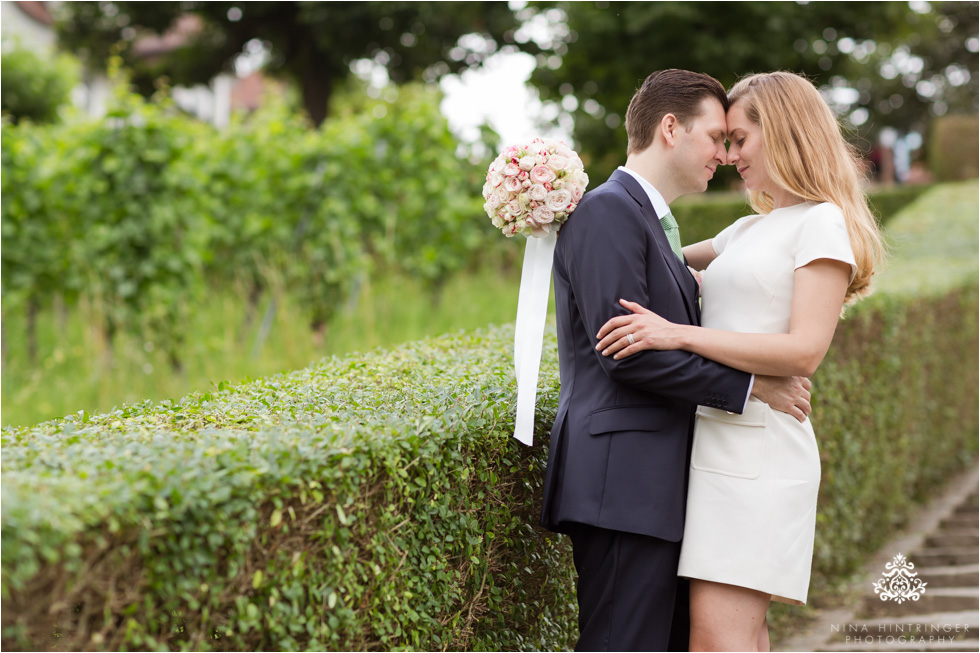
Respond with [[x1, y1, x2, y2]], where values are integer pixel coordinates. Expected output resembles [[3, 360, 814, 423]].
[[625, 70, 730, 199], [625, 69, 729, 155]]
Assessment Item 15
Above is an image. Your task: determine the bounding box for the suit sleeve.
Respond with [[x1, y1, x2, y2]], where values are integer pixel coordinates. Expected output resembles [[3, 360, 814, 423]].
[[562, 190, 752, 412]]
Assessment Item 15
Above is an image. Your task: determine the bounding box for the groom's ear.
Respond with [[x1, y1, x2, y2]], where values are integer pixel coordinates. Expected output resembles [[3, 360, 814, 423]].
[[660, 113, 679, 147]]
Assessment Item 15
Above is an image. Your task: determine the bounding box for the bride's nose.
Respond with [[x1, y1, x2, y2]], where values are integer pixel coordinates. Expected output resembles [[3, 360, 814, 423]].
[[726, 149, 739, 166]]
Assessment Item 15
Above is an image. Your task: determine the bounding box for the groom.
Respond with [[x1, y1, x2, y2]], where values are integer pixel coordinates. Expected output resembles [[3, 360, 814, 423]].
[[539, 69, 812, 651]]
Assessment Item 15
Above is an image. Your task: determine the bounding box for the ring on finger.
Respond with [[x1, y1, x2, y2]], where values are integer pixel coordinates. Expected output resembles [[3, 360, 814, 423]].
[[627, 333, 635, 345]]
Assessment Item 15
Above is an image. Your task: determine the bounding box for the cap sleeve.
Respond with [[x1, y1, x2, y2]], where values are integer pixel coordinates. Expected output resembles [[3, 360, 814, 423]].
[[795, 203, 857, 282]]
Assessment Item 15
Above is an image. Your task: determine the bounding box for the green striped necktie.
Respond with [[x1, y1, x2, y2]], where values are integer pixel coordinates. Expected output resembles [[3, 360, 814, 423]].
[[660, 210, 683, 260]]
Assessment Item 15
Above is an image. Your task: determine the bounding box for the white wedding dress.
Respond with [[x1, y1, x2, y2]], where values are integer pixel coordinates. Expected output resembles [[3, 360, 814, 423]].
[[677, 201, 856, 604]]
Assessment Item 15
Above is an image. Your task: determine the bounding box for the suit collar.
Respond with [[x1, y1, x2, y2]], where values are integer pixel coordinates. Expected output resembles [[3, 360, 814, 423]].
[[616, 166, 670, 218], [608, 169, 700, 324], [610, 169, 658, 218]]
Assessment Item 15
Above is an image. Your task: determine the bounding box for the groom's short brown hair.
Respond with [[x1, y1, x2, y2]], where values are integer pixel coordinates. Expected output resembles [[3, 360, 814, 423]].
[[625, 69, 729, 154]]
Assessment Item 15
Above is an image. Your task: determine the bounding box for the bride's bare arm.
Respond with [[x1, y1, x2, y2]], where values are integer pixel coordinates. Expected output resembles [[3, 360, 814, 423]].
[[595, 259, 851, 377], [681, 239, 717, 271]]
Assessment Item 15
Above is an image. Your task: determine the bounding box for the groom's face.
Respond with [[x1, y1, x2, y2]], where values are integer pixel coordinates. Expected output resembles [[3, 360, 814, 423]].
[[672, 98, 729, 194]]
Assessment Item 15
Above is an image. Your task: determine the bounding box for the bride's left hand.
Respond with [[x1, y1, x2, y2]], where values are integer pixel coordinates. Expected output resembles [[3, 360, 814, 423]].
[[595, 299, 680, 359]]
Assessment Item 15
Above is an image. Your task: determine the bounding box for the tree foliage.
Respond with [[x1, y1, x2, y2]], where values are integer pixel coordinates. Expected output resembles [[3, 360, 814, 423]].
[[524, 1, 973, 182], [832, 1, 979, 136], [53, 1, 533, 125]]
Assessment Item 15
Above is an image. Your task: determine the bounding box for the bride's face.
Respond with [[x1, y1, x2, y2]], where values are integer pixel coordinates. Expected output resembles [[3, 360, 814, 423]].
[[726, 102, 772, 194]]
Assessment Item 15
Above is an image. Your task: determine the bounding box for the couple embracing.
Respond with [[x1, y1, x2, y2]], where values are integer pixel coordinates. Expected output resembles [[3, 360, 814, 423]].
[[539, 69, 883, 651]]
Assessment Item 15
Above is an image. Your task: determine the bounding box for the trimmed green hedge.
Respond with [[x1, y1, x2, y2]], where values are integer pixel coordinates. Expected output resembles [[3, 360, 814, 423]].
[[0, 331, 574, 651], [929, 115, 979, 182], [1, 183, 976, 651]]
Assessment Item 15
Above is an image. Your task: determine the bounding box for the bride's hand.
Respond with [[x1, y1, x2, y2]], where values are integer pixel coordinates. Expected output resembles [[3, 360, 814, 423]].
[[595, 299, 682, 359]]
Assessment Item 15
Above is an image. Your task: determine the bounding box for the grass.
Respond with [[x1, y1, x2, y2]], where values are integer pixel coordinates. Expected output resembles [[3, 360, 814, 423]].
[[1, 260, 544, 428]]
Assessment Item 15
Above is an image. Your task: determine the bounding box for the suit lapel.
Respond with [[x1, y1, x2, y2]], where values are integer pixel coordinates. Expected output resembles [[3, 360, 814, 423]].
[[611, 171, 700, 325]]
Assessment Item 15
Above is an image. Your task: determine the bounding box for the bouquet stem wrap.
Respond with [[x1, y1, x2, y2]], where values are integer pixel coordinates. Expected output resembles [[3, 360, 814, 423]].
[[513, 230, 558, 446]]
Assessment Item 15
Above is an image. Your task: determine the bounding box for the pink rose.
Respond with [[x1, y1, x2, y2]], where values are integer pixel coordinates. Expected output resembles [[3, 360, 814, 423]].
[[503, 162, 520, 177], [531, 165, 557, 184], [507, 199, 523, 216], [569, 184, 584, 202], [504, 176, 522, 193]]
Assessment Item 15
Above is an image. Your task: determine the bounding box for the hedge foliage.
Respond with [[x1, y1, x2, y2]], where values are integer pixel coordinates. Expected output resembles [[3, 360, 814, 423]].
[[928, 114, 979, 182], [1, 328, 575, 651], [1, 176, 975, 649]]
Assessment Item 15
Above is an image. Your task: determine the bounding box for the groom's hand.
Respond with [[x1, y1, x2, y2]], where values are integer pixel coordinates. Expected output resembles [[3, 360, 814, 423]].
[[752, 375, 812, 423]]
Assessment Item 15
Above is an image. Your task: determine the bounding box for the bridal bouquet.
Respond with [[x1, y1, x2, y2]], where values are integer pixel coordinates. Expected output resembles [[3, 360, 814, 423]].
[[482, 139, 589, 238], [483, 140, 589, 446]]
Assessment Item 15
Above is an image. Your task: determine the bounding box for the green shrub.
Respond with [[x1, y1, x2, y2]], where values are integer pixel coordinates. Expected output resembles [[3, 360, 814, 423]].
[[1, 184, 976, 651], [928, 115, 980, 182], [1, 327, 575, 651], [1, 80, 492, 359], [0, 44, 79, 125]]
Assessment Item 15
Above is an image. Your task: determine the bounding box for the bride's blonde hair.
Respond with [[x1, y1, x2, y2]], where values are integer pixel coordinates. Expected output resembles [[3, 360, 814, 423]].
[[728, 72, 884, 305]]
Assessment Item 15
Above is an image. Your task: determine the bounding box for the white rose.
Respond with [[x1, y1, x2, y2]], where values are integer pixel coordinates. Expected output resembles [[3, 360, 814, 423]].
[[518, 155, 536, 171], [490, 171, 504, 187], [485, 194, 501, 210], [503, 162, 521, 177], [528, 184, 548, 201], [548, 155, 570, 171], [491, 214, 504, 228], [531, 205, 555, 225], [494, 185, 510, 203], [507, 199, 523, 217], [546, 189, 572, 212]]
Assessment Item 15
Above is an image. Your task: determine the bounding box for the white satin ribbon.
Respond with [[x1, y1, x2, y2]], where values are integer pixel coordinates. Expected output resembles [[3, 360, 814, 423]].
[[513, 230, 558, 446]]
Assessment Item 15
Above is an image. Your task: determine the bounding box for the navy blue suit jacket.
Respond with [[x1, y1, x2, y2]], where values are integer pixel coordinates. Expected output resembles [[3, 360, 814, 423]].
[[540, 169, 752, 542]]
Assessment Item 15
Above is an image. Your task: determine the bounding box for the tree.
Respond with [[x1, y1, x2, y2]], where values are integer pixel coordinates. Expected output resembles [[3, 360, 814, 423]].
[[522, 1, 917, 182], [54, 1, 534, 125], [829, 1, 979, 137]]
